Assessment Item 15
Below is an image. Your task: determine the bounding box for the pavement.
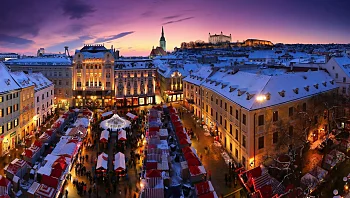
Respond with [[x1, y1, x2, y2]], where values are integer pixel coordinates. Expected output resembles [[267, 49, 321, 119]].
[[172, 103, 247, 198]]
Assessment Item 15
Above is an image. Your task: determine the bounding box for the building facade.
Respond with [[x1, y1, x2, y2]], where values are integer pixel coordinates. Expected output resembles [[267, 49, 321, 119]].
[[114, 59, 157, 107], [26, 73, 55, 128], [158, 67, 184, 103], [323, 56, 350, 96], [0, 63, 21, 155], [209, 32, 232, 44], [243, 39, 273, 47], [73, 45, 115, 108], [10, 72, 35, 140], [5, 55, 73, 109], [184, 69, 338, 170]]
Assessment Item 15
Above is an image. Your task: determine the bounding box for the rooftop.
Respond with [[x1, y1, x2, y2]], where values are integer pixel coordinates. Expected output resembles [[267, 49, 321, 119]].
[[26, 73, 53, 91], [0, 62, 21, 93], [10, 71, 35, 89], [5, 56, 72, 66]]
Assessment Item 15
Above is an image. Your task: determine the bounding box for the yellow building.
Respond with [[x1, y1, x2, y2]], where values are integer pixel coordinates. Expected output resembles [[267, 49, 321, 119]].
[[184, 68, 338, 169], [10, 72, 36, 140], [73, 45, 115, 108]]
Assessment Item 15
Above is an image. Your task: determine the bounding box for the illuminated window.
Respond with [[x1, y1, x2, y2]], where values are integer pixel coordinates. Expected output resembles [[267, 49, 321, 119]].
[[0, 126, 3, 134], [0, 96, 3, 103], [7, 122, 12, 130], [14, 119, 18, 127]]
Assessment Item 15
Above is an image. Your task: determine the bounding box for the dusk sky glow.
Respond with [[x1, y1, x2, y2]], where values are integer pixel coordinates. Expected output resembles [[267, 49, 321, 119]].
[[1, 0, 349, 56]]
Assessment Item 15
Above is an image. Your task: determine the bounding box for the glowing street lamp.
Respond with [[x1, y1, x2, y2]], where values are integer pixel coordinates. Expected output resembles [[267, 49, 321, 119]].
[[256, 95, 266, 102]]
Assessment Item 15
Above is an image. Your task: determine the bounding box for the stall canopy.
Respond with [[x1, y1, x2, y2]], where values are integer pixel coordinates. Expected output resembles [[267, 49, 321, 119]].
[[35, 183, 56, 198], [96, 153, 108, 170], [195, 181, 215, 196], [102, 111, 113, 117], [146, 169, 161, 178], [126, 112, 138, 120], [0, 176, 10, 196], [114, 152, 126, 171], [100, 130, 109, 143], [118, 129, 127, 141]]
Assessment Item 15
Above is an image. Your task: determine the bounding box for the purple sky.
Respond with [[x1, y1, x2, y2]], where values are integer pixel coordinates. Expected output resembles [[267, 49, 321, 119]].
[[0, 0, 349, 56]]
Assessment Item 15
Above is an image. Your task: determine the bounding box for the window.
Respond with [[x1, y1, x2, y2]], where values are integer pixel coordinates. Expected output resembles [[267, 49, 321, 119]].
[[216, 99, 218, 105], [14, 119, 18, 127], [235, 129, 238, 141], [230, 106, 232, 115], [106, 73, 111, 78], [258, 136, 264, 149], [215, 112, 218, 120], [273, 132, 278, 144], [235, 149, 239, 158], [211, 108, 213, 116], [51, 90, 53, 95], [106, 82, 111, 87], [230, 143, 232, 151], [77, 82, 82, 87], [224, 119, 227, 129], [206, 105, 208, 112], [229, 124, 232, 135], [289, 126, 293, 137], [289, 107, 294, 117], [342, 87, 346, 94], [58, 80, 62, 85], [42, 94, 44, 100], [0, 96, 3, 103], [242, 156, 246, 167], [7, 106, 12, 115], [302, 103, 306, 111], [47, 92, 49, 97], [211, 95, 213, 102], [0, 126, 3, 134], [66, 81, 69, 86], [37, 96, 39, 102], [242, 114, 246, 125], [220, 116, 222, 125], [58, 72, 62, 76], [343, 77, 346, 83], [273, 111, 278, 122], [335, 73, 338, 78], [258, 115, 264, 126], [0, 109, 3, 117], [220, 100, 222, 108], [242, 135, 246, 148], [7, 122, 12, 130], [332, 66, 335, 70], [235, 110, 239, 119]]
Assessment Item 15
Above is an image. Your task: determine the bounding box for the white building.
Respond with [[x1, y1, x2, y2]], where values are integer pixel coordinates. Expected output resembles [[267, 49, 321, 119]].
[[323, 56, 350, 96], [0, 63, 21, 155], [26, 73, 55, 128], [208, 32, 232, 44]]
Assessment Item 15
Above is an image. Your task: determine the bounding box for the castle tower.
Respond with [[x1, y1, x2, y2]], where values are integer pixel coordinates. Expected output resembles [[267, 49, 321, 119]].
[[160, 26, 166, 51]]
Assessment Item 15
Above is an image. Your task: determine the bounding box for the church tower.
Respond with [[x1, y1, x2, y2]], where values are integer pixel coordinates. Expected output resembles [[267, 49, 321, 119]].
[[160, 26, 166, 51]]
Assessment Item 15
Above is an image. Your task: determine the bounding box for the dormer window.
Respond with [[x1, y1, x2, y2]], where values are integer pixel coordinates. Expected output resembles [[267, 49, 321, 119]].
[[266, 92, 271, 100], [303, 76, 307, 79], [293, 88, 299, 94], [210, 80, 214, 84], [304, 86, 309, 91], [215, 81, 220, 86], [278, 90, 286, 97], [221, 84, 227, 89], [229, 86, 237, 92], [237, 89, 246, 96], [314, 84, 319, 89], [5, 79, 10, 85], [322, 82, 327, 87], [330, 80, 334, 85], [205, 79, 210, 83], [246, 93, 255, 100]]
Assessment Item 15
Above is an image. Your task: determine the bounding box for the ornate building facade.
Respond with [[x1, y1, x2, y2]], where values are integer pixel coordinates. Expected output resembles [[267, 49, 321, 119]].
[[158, 66, 184, 102], [114, 59, 157, 107], [73, 45, 115, 108]]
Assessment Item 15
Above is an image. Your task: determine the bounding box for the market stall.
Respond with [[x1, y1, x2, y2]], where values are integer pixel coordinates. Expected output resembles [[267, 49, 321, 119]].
[[100, 130, 109, 143], [195, 181, 215, 196], [118, 129, 127, 141], [0, 176, 10, 196], [189, 166, 206, 183], [4, 158, 30, 180], [126, 112, 138, 120], [114, 152, 126, 172], [96, 153, 108, 176]]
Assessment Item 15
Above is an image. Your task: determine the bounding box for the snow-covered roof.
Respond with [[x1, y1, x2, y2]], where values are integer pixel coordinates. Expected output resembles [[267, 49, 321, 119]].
[[333, 56, 350, 77], [51, 136, 79, 157], [183, 66, 213, 85], [10, 71, 35, 88], [80, 51, 106, 59], [115, 59, 154, 70], [202, 70, 338, 110], [5, 56, 72, 66], [26, 73, 53, 91], [96, 152, 108, 170], [0, 62, 21, 93]]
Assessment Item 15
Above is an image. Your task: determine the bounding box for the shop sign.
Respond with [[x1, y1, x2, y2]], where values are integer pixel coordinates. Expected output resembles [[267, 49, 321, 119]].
[[10, 131, 16, 137]]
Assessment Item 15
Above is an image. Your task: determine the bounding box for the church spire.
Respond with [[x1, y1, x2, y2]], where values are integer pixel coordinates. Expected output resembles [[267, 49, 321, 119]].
[[160, 26, 166, 51], [162, 26, 164, 37]]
